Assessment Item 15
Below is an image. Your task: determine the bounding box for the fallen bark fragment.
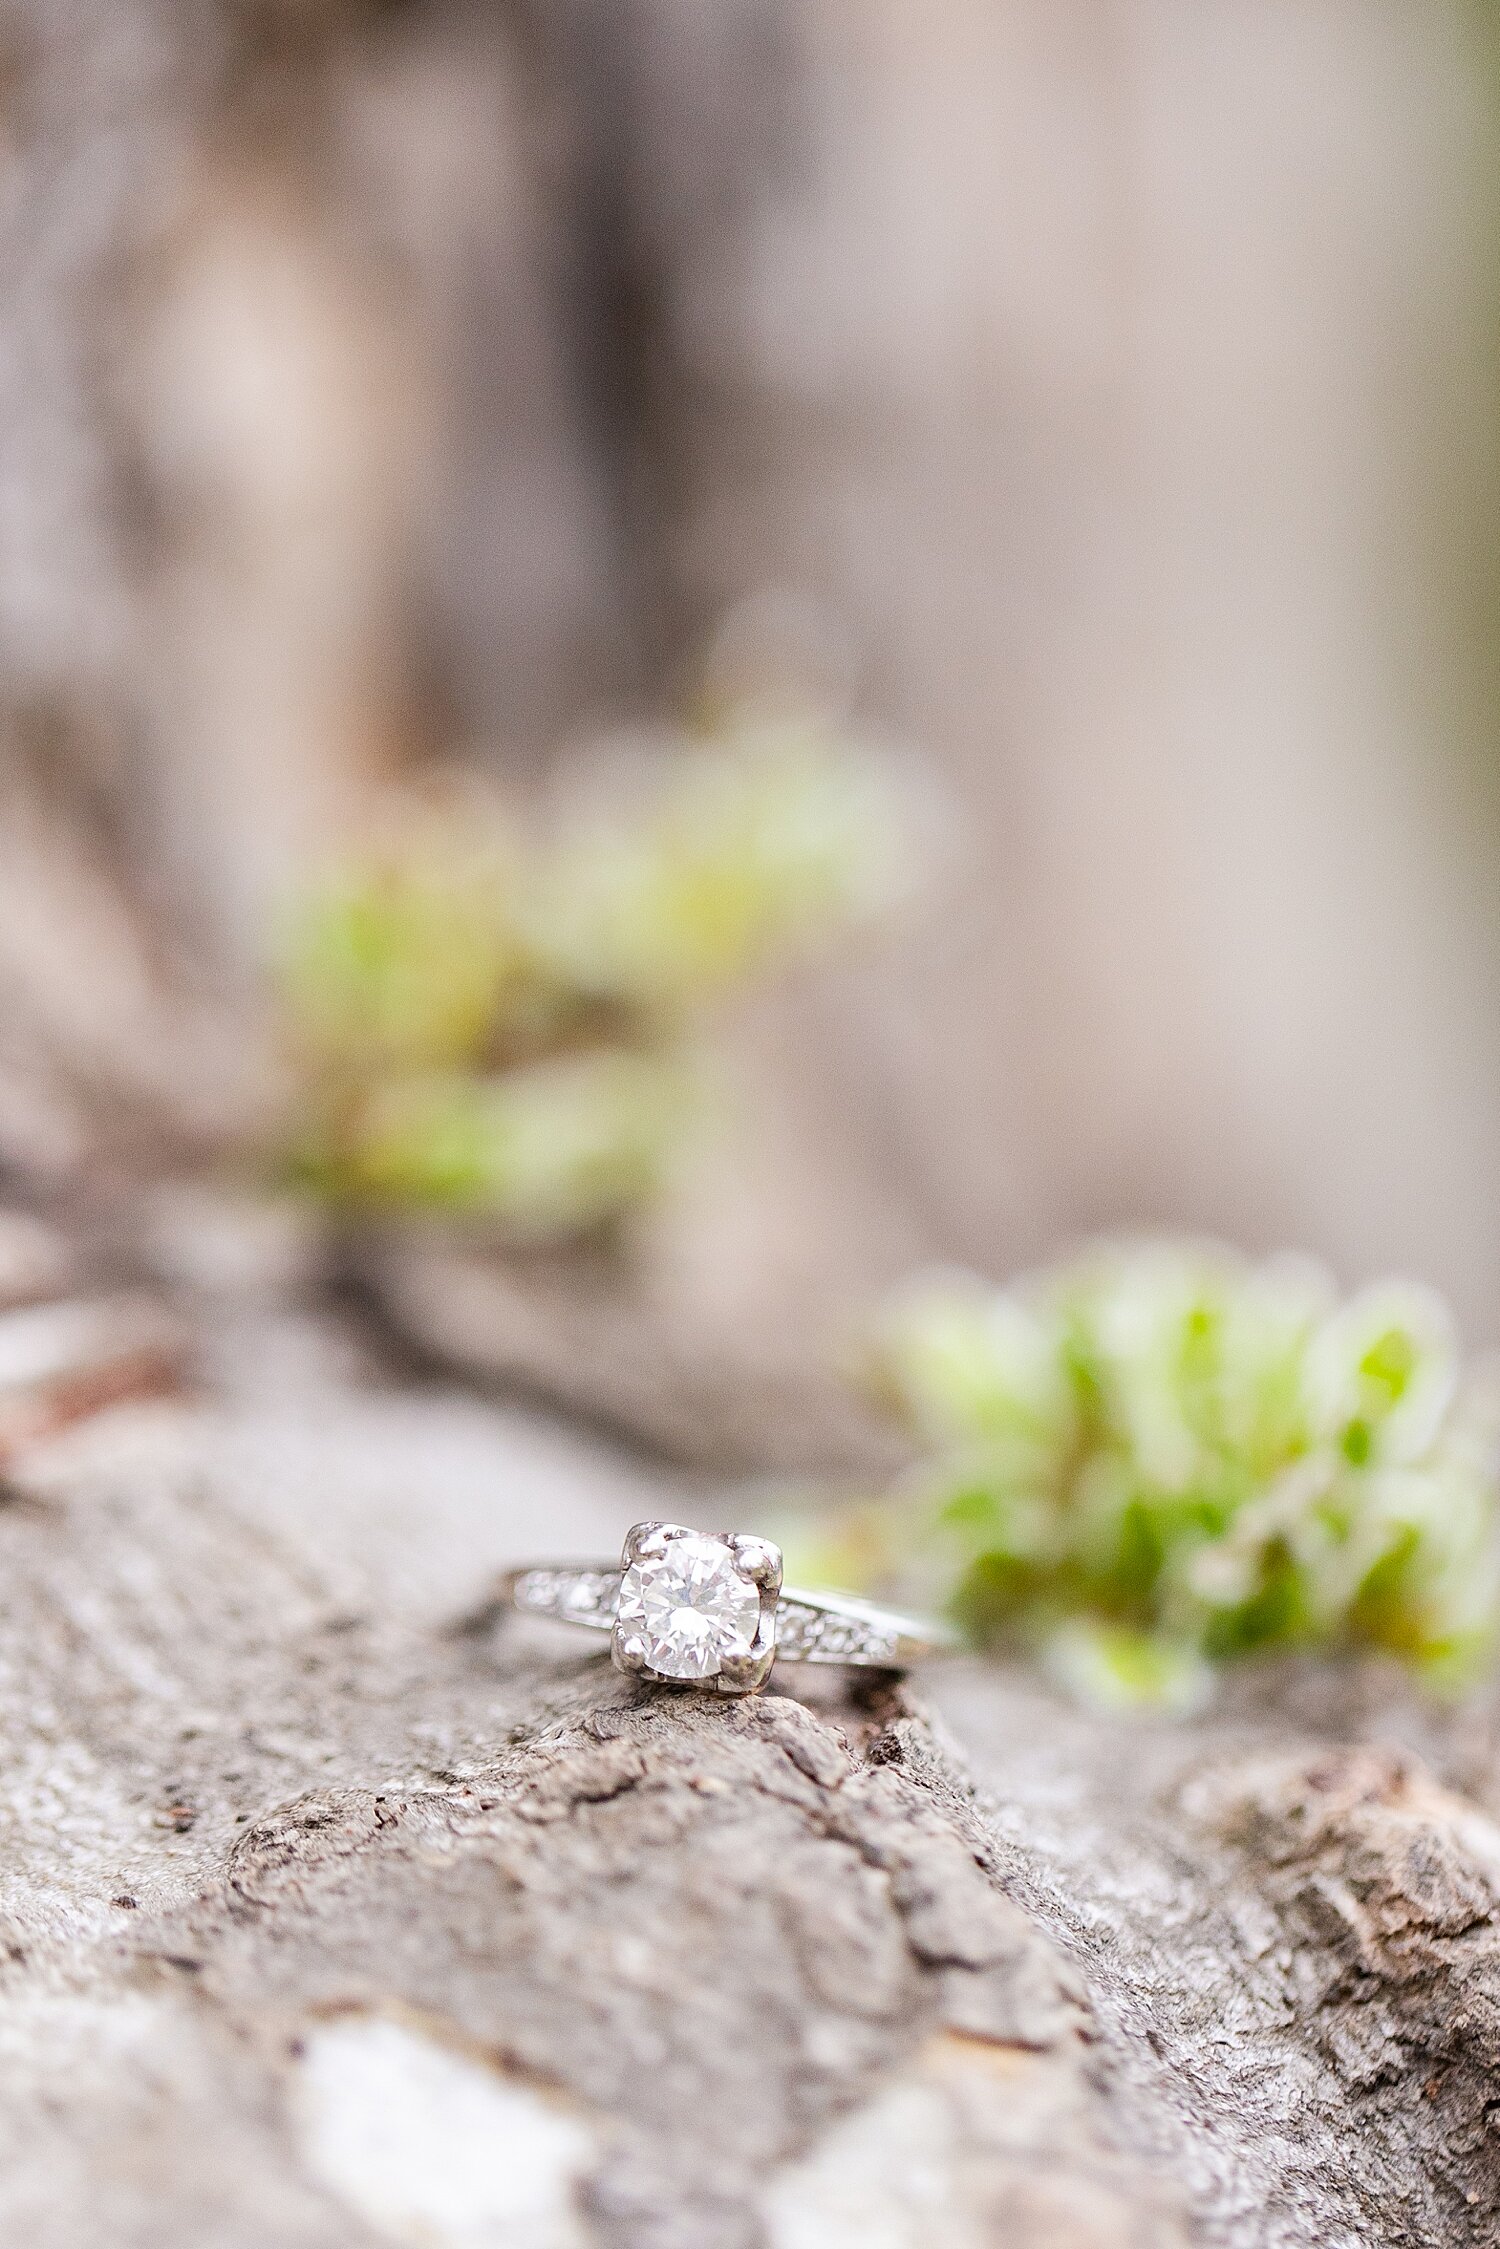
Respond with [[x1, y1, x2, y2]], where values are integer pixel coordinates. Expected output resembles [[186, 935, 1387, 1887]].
[[0, 1293, 185, 1472]]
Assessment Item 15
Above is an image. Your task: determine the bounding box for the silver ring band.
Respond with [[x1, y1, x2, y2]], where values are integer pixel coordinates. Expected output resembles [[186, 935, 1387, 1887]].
[[501, 1520, 956, 1696]]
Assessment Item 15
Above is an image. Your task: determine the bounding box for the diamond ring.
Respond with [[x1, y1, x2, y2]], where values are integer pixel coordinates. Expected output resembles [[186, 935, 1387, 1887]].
[[501, 1520, 958, 1696]]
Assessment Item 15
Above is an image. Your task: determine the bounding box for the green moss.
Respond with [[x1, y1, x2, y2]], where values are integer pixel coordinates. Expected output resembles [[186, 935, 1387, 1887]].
[[818, 1245, 1500, 1704], [273, 712, 908, 1235]]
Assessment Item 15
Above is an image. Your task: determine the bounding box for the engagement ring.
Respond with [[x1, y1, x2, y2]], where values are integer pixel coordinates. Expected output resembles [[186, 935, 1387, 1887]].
[[502, 1520, 957, 1696]]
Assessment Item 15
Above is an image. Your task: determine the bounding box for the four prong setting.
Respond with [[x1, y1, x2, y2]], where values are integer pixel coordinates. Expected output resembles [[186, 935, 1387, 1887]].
[[613, 1521, 780, 1695]]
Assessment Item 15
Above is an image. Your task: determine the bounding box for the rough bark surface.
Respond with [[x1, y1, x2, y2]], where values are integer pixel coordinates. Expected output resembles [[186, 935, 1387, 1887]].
[[0, 1321, 1167, 2249], [0, 1240, 1497, 2248], [934, 1666, 1500, 2249], [4, 10, 1500, 2235]]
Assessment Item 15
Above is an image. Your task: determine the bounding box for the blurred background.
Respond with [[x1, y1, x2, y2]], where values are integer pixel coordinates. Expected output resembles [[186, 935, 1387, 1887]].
[[5, 0, 1500, 1458]]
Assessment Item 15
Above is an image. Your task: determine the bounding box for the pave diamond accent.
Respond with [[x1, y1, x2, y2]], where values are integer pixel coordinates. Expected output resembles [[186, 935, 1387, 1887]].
[[774, 1598, 899, 1664], [513, 1568, 619, 1626], [616, 1533, 761, 1681]]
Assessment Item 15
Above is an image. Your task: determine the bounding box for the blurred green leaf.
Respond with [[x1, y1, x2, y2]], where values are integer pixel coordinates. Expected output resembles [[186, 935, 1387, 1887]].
[[288, 1054, 687, 1231], [277, 825, 530, 1074], [273, 713, 911, 1237], [528, 715, 911, 1018], [817, 1242, 1500, 1706]]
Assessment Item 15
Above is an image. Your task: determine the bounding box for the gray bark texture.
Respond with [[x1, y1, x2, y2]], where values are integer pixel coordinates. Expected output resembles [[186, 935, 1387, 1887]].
[[0, 1228, 1497, 2249], [5, 3, 1500, 2242]]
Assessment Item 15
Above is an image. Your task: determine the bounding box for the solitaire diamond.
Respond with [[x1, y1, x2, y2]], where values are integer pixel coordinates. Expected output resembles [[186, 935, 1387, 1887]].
[[616, 1532, 762, 1681]]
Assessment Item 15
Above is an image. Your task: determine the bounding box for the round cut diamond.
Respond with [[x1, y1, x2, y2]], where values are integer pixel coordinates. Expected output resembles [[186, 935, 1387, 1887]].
[[617, 1534, 761, 1680]]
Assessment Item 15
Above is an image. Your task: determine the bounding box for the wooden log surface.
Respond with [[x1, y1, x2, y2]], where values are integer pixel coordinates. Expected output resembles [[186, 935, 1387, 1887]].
[[0, 1240, 1495, 2248], [5, 5, 1500, 2240]]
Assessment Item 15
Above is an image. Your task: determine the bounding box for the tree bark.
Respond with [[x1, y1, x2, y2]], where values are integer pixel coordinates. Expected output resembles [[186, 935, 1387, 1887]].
[[5, 6, 1500, 2236], [1, 1240, 1498, 2247]]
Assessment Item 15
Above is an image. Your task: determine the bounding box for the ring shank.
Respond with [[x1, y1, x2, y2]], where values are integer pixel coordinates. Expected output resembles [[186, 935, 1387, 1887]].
[[502, 1563, 955, 1668]]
